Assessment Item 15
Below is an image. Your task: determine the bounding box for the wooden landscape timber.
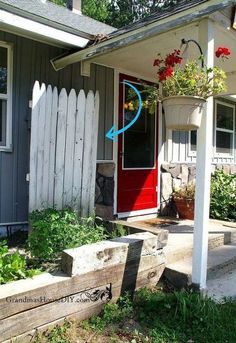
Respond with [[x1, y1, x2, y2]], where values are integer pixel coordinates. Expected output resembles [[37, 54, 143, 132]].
[[0, 232, 167, 342]]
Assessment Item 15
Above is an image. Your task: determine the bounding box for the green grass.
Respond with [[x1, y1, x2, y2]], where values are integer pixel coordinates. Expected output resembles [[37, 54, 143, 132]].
[[84, 289, 236, 343], [34, 289, 236, 343]]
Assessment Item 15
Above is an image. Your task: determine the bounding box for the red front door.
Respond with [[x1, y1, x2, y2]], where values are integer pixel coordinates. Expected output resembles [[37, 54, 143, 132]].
[[117, 74, 158, 214]]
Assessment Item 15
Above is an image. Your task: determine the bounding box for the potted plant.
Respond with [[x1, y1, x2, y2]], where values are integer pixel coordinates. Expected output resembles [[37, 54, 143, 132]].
[[146, 45, 230, 130], [172, 183, 195, 220]]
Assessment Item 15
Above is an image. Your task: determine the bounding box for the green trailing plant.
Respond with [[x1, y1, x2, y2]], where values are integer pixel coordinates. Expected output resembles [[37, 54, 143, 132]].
[[210, 170, 236, 222], [28, 208, 107, 262], [0, 241, 40, 284]]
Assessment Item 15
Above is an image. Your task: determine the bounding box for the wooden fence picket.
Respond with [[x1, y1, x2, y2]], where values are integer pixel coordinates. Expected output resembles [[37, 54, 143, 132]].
[[81, 91, 95, 217], [48, 87, 58, 207], [29, 81, 40, 212], [42, 85, 53, 207], [36, 83, 46, 209], [54, 88, 67, 209], [72, 90, 86, 212], [89, 91, 100, 214], [64, 89, 76, 207], [29, 82, 99, 216]]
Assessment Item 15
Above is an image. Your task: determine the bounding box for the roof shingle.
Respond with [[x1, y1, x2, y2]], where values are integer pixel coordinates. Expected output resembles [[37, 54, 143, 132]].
[[0, 0, 115, 38]]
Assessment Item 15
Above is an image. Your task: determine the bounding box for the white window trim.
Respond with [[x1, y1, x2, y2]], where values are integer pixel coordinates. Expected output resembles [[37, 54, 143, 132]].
[[0, 41, 13, 152], [214, 100, 235, 158]]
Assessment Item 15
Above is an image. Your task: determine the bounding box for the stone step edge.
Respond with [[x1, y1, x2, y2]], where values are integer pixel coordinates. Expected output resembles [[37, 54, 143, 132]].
[[164, 245, 236, 288], [164, 233, 225, 264]]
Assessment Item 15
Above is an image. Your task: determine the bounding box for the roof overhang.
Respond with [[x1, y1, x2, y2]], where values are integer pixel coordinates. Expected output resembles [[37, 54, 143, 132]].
[[52, 0, 236, 70], [0, 9, 89, 49]]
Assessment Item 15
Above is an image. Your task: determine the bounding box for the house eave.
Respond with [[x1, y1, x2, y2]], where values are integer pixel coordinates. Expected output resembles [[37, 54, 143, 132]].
[[52, 0, 236, 70], [0, 9, 90, 49], [0, 2, 95, 41]]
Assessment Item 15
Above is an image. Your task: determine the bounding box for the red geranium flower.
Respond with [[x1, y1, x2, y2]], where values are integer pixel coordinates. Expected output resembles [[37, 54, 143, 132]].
[[165, 50, 182, 66], [158, 66, 173, 81], [215, 47, 231, 58], [165, 66, 174, 77], [153, 58, 162, 66]]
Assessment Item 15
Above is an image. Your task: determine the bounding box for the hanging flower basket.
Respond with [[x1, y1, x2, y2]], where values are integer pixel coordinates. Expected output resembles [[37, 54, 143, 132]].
[[162, 95, 206, 131]]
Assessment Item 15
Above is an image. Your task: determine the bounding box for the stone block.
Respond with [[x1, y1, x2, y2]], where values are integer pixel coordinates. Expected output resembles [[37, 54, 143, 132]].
[[216, 164, 223, 170], [180, 165, 188, 184], [95, 204, 114, 220], [161, 172, 172, 201], [173, 178, 182, 191], [62, 232, 163, 277], [103, 179, 114, 206], [98, 163, 115, 177], [161, 163, 181, 178], [230, 165, 236, 175], [95, 182, 103, 203], [211, 164, 216, 174], [223, 164, 230, 174]]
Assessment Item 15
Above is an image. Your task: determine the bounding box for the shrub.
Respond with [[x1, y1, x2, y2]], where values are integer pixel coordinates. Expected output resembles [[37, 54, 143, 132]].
[[27, 208, 107, 262], [0, 241, 39, 284], [210, 170, 236, 222]]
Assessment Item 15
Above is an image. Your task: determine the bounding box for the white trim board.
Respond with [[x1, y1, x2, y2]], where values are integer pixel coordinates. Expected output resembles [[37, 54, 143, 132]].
[[0, 10, 89, 49], [117, 208, 158, 219]]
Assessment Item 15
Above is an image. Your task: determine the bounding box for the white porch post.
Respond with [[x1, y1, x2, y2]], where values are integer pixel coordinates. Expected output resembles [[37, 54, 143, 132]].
[[192, 19, 214, 290]]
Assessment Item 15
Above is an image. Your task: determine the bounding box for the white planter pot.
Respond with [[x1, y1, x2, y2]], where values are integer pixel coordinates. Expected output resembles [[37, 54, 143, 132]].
[[162, 96, 206, 131]]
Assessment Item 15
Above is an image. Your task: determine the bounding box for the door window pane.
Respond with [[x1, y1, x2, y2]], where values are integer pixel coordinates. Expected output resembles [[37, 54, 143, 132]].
[[216, 131, 233, 155], [216, 103, 233, 130], [123, 82, 155, 168], [0, 47, 7, 94]]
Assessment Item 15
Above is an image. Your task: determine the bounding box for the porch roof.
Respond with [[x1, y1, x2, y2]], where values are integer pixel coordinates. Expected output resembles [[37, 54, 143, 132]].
[[52, 0, 236, 92]]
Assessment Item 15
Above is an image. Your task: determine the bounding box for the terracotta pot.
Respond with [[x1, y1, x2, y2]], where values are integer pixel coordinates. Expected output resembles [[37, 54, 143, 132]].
[[174, 197, 194, 220], [162, 95, 206, 131]]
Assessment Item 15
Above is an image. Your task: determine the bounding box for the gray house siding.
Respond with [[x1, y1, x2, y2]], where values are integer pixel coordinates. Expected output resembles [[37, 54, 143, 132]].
[[0, 30, 114, 223]]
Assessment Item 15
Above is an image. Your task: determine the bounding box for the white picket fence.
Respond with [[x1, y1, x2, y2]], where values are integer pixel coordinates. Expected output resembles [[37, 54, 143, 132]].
[[29, 81, 99, 216]]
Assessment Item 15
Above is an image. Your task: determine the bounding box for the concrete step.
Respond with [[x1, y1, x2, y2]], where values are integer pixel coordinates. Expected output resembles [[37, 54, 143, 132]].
[[164, 233, 225, 264], [207, 268, 236, 302], [164, 242, 236, 289]]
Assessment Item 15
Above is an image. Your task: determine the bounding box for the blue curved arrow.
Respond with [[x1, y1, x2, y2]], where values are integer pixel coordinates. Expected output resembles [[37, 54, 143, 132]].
[[106, 81, 142, 141]]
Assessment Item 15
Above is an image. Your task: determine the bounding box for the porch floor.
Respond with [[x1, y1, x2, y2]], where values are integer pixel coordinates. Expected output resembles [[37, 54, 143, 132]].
[[114, 217, 236, 300]]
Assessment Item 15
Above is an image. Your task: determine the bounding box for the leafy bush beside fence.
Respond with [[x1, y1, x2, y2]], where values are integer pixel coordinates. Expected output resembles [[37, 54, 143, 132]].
[[28, 208, 107, 262], [0, 241, 39, 284], [210, 170, 236, 222]]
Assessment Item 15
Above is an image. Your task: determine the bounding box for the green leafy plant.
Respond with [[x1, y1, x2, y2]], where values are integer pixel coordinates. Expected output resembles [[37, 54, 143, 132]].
[[32, 320, 71, 343], [108, 224, 128, 239], [27, 208, 107, 262], [0, 241, 40, 284], [210, 170, 236, 222], [87, 292, 134, 331]]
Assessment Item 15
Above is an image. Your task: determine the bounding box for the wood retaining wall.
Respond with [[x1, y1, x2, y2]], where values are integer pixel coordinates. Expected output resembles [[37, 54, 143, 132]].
[[0, 232, 166, 342]]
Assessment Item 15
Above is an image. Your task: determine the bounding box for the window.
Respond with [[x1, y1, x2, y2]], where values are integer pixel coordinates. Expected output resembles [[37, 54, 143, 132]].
[[0, 42, 13, 150], [189, 100, 235, 157], [189, 130, 197, 154], [215, 101, 235, 156]]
